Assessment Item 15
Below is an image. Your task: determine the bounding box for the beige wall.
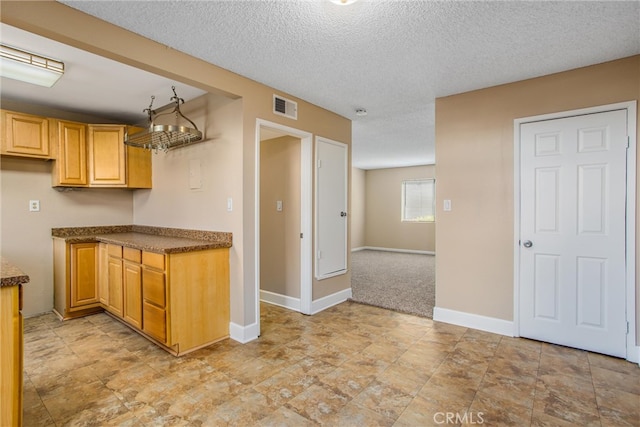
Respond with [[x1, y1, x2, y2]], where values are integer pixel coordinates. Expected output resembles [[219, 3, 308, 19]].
[[365, 165, 436, 252], [1, 102, 135, 316], [435, 56, 640, 337], [260, 136, 301, 298], [133, 94, 245, 315], [350, 167, 366, 249], [1, 1, 352, 329], [1, 158, 133, 316]]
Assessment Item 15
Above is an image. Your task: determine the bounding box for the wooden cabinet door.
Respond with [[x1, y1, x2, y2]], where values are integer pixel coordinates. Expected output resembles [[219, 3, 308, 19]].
[[142, 252, 167, 343], [69, 243, 99, 309], [54, 120, 87, 186], [143, 302, 166, 343], [88, 125, 126, 186], [123, 261, 142, 329], [126, 126, 152, 189], [1, 110, 51, 158], [107, 256, 123, 317], [98, 243, 109, 306], [142, 267, 166, 308]]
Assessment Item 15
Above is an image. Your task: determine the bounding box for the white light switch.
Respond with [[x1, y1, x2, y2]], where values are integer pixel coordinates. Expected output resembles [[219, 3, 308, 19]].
[[276, 200, 283, 212], [227, 197, 233, 212], [443, 199, 452, 211], [29, 200, 40, 212]]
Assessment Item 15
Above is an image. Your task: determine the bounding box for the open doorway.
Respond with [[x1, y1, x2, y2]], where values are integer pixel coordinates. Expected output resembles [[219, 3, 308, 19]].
[[255, 120, 313, 334]]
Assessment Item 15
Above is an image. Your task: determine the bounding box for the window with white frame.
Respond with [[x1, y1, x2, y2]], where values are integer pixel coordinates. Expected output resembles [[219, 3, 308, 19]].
[[401, 179, 435, 222]]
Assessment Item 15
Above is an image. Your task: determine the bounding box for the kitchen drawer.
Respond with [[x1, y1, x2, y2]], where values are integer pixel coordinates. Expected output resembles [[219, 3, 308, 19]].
[[142, 251, 164, 270], [143, 302, 166, 343], [143, 267, 165, 308], [123, 247, 141, 263], [107, 244, 122, 258]]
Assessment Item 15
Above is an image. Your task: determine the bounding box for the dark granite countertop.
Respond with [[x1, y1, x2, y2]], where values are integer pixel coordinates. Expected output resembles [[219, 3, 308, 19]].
[[52, 225, 232, 254], [1, 257, 30, 287]]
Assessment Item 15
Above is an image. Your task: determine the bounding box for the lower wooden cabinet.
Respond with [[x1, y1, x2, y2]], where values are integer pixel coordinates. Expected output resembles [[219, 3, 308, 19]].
[[54, 238, 229, 355], [0, 284, 23, 427], [142, 254, 167, 343], [117, 247, 229, 355], [123, 248, 143, 329], [53, 239, 103, 320], [106, 245, 124, 318]]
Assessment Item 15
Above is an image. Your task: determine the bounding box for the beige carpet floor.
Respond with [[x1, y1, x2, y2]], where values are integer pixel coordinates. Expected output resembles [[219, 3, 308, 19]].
[[350, 250, 435, 318]]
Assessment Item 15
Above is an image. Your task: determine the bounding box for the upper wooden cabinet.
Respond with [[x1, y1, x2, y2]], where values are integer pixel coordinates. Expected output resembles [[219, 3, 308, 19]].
[[2, 109, 151, 188], [51, 122, 152, 189], [52, 120, 88, 186], [1, 110, 53, 159], [89, 125, 126, 186]]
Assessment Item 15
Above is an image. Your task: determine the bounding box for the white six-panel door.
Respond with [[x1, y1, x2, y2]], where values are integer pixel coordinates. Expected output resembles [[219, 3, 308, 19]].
[[519, 109, 627, 357]]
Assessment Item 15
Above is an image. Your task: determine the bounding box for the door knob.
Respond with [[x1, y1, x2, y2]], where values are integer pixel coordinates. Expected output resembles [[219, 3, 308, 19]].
[[340, 211, 347, 217], [523, 240, 533, 248]]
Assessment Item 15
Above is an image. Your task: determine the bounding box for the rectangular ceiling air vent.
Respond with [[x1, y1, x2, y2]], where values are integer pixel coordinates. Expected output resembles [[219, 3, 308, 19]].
[[273, 94, 297, 120]]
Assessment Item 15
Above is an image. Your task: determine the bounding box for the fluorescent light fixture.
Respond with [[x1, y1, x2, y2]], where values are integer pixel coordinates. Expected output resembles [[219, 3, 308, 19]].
[[0, 44, 64, 87], [329, 0, 359, 5]]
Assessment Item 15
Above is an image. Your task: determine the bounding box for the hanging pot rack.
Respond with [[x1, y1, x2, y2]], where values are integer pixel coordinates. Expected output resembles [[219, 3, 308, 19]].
[[124, 86, 203, 152]]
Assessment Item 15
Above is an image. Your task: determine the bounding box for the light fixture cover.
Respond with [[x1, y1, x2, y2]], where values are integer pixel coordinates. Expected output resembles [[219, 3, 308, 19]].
[[329, 0, 359, 5], [0, 44, 64, 87]]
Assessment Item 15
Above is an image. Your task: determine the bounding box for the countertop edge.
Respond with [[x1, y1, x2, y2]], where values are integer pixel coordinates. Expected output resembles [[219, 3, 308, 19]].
[[52, 229, 232, 254], [1, 257, 30, 287]]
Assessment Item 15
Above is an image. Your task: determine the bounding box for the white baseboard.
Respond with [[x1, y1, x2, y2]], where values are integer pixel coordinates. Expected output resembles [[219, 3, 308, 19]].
[[357, 246, 435, 255], [311, 288, 352, 314], [433, 306, 515, 337], [229, 321, 259, 344], [260, 290, 301, 312]]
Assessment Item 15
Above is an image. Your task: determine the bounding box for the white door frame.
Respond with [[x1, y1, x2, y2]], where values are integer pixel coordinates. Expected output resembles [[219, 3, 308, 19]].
[[513, 101, 638, 363], [255, 119, 314, 334]]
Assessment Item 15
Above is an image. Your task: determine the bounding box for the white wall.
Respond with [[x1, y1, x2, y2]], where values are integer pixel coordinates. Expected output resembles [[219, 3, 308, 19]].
[[0, 158, 133, 316]]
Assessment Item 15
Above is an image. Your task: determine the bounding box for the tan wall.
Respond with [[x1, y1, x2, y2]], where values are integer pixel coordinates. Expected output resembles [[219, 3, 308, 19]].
[[260, 136, 301, 298], [435, 56, 640, 336], [350, 167, 366, 249], [133, 94, 245, 315], [1, 1, 352, 327], [1, 102, 134, 317], [365, 165, 436, 252]]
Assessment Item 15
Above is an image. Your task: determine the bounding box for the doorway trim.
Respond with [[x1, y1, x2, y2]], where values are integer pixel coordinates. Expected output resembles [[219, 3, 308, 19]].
[[513, 101, 638, 362], [255, 119, 313, 334]]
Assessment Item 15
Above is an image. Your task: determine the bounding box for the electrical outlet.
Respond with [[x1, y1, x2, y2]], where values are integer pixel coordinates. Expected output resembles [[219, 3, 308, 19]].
[[29, 200, 40, 212]]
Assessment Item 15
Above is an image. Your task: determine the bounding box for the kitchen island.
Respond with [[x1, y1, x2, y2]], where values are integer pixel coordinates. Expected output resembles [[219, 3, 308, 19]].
[[52, 225, 232, 356], [1, 257, 30, 427]]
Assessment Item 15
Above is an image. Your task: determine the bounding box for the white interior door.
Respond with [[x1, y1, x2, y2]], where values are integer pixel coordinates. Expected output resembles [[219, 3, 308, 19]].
[[519, 109, 628, 357], [315, 137, 348, 279]]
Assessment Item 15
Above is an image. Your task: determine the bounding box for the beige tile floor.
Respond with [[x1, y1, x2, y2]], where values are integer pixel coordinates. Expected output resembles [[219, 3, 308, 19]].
[[23, 301, 639, 426]]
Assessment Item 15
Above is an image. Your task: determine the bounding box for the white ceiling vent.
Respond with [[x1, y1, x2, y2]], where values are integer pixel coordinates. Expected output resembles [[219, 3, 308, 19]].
[[273, 94, 297, 120]]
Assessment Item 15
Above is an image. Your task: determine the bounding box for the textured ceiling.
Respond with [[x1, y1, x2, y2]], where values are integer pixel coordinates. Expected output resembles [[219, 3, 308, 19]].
[[17, 1, 640, 168]]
